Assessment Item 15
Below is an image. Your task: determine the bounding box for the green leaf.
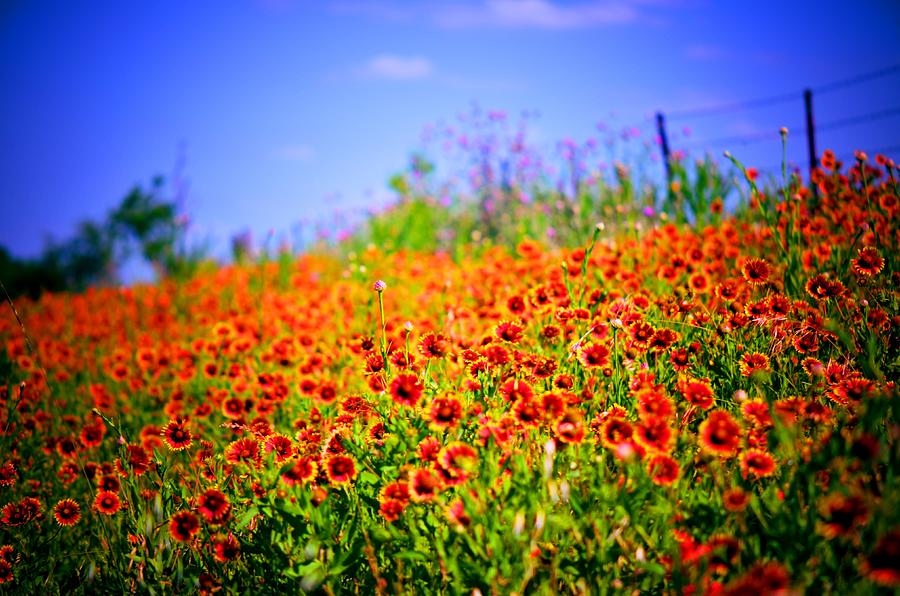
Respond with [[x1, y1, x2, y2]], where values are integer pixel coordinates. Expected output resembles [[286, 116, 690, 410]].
[[236, 506, 260, 529], [395, 550, 429, 562]]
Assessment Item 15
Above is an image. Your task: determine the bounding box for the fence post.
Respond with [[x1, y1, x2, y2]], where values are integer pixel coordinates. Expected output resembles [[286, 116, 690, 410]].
[[803, 89, 819, 199], [655, 112, 672, 187]]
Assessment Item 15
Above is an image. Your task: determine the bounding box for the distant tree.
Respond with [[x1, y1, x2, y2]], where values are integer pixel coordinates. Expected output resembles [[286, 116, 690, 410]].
[[110, 175, 184, 277], [0, 174, 206, 299]]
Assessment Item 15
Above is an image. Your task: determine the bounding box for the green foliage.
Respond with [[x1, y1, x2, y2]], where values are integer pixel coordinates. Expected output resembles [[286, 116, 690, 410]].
[[0, 175, 206, 298]]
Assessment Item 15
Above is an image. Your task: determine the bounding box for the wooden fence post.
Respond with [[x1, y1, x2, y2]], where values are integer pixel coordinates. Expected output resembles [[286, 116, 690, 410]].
[[803, 89, 819, 199], [655, 112, 672, 187]]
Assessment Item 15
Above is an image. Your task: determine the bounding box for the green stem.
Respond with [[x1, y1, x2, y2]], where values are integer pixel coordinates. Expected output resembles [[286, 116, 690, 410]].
[[377, 291, 390, 378]]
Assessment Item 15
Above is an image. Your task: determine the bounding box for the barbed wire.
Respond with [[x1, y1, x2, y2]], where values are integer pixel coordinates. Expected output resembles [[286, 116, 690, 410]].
[[752, 144, 900, 176], [666, 91, 799, 121], [679, 106, 900, 149], [813, 63, 900, 95], [663, 62, 900, 122]]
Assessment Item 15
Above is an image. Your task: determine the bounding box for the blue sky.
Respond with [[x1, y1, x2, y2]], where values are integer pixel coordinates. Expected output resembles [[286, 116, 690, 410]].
[[2, 0, 899, 259]]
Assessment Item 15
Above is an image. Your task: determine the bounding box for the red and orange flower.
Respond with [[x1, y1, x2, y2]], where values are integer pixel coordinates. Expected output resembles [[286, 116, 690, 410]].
[[53, 499, 81, 526], [698, 410, 741, 457]]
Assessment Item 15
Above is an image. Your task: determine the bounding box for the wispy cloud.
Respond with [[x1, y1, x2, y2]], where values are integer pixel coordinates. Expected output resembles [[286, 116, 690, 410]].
[[330, 0, 685, 30], [272, 144, 316, 163], [358, 54, 435, 80], [435, 0, 639, 29], [437, 73, 528, 92], [726, 119, 766, 137], [333, 54, 525, 90], [330, 1, 413, 22], [683, 43, 727, 62]]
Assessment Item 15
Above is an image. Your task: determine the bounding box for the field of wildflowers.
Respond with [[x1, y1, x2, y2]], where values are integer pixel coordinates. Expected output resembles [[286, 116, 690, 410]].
[[1, 145, 899, 594]]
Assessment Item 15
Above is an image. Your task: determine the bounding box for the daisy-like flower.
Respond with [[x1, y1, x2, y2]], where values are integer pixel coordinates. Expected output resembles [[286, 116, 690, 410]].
[[698, 410, 741, 457], [409, 468, 441, 502], [669, 348, 692, 371], [740, 449, 777, 478], [198, 489, 231, 524], [495, 320, 525, 344], [647, 455, 679, 486], [629, 322, 655, 348], [117, 444, 152, 477], [162, 419, 192, 451], [514, 399, 542, 427], [498, 378, 534, 403], [741, 258, 771, 286], [851, 246, 885, 277], [213, 534, 241, 563], [98, 474, 121, 493], [831, 377, 876, 406], [506, 294, 527, 315], [0, 463, 17, 487], [634, 416, 673, 454], [281, 456, 318, 487], [263, 434, 294, 462], [715, 278, 741, 301], [648, 328, 679, 352], [688, 272, 710, 294], [381, 481, 411, 505], [806, 274, 845, 301], [599, 416, 634, 450], [1, 498, 40, 528], [739, 352, 770, 377], [723, 487, 749, 512], [879, 192, 898, 212], [482, 344, 511, 366], [390, 374, 424, 407], [221, 397, 244, 419], [741, 399, 773, 428], [417, 332, 450, 359], [540, 392, 566, 421], [79, 422, 106, 448], [429, 396, 463, 429], [53, 499, 81, 526], [93, 491, 121, 516], [325, 454, 357, 485], [635, 389, 675, 419], [56, 437, 78, 459], [678, 377, 715, 409], [379, 499, 406, 523], [435, 442, 477, 487], [577, 343, 610, 369], [169, 510, 200, 543], [767, 294, 791, 316], [224, 438, 261, 466], [745, 299, 770, 319], [555, 410, 585, 444]]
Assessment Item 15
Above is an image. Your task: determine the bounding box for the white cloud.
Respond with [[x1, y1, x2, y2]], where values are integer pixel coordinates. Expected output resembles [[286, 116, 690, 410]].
[[435, 0, 639, 29], [359, 54, 435, 80], [273, 144, 316, 163]]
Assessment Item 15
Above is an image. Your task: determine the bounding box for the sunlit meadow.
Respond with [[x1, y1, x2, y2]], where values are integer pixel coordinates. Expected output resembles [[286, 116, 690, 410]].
[[1, 117, 899, 594]]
